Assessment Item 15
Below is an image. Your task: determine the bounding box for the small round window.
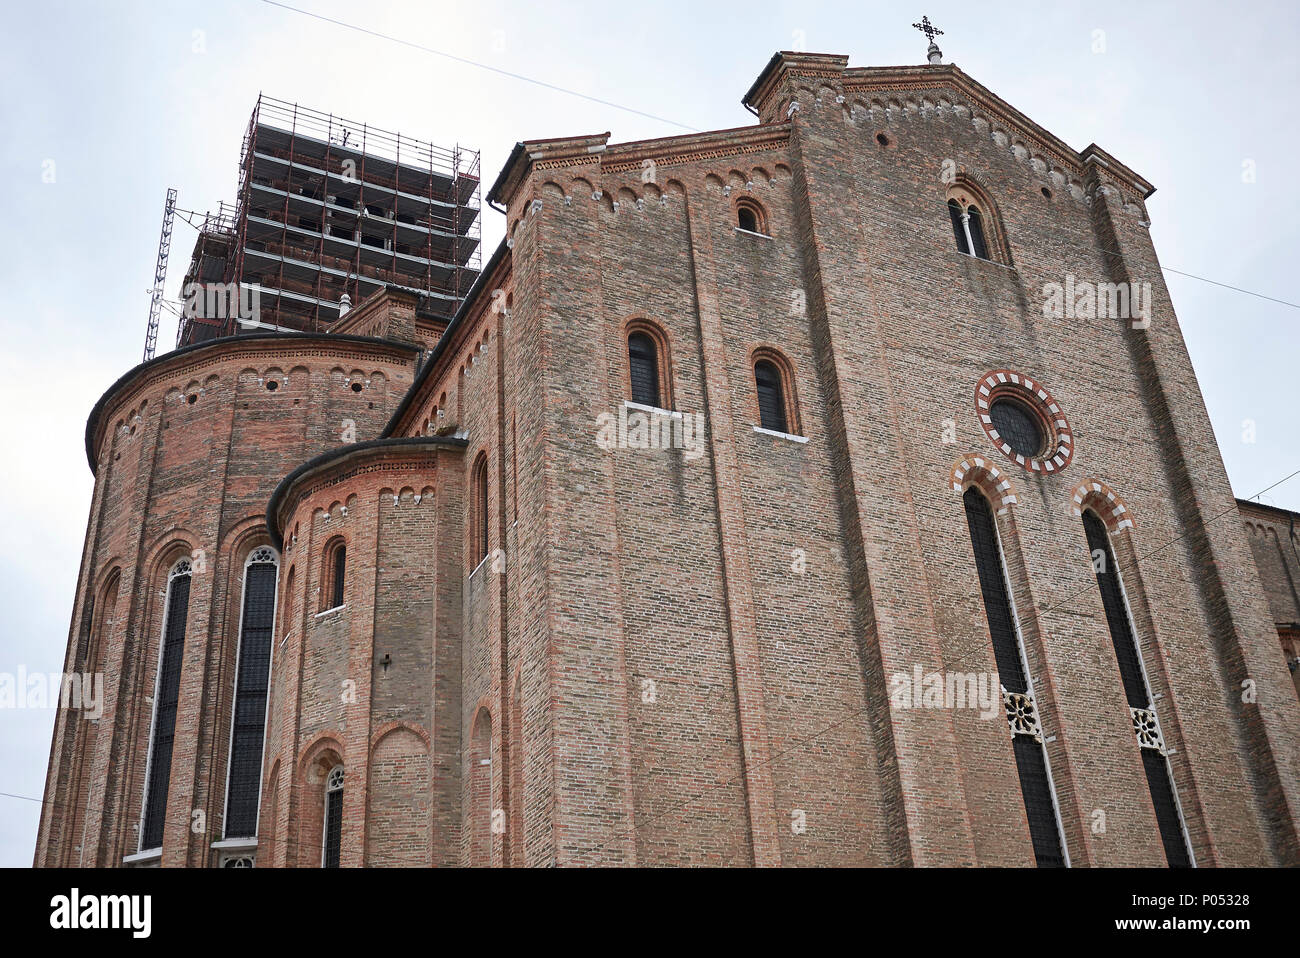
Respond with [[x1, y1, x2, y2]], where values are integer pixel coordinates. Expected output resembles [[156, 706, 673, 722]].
[[975, 370, 1075, 474], [988, 397, 1043, 458]]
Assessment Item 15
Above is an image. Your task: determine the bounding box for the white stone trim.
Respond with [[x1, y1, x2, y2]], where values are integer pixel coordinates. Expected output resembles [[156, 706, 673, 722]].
[[623, 400, 682, 419], [753, 425, 808, 443]]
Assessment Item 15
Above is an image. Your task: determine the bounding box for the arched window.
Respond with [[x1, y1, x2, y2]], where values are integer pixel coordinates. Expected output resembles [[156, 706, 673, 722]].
[[322, 765, 344, 868], [471, 453, 489, 569], [947, 185, 999, 261], [141, 556, 193, 852], [735, 197, 768, 236], [223, 546, 279, 841], [322, 539, 346, 611], [751, 348, 801, 437], [1082, 510, 1194, 867], [755, 360, 787, 433], [628, 332, 661, 408], [625, 321, 673, 412], [963, 488, 1067, 867]]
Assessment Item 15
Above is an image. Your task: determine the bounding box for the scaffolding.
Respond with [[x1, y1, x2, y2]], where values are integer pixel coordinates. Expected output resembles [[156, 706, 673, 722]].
[[174, 94, 481, 348], [143, 189, 177, 362]]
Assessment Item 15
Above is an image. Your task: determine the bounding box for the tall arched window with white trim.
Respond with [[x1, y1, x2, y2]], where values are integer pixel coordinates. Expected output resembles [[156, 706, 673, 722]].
[[140, 556, 193, 852], [963, 488, 1068, 867], [322, 765, 344, 868], [1082, 509, 1194, 867], [223, 546, 279, 841]]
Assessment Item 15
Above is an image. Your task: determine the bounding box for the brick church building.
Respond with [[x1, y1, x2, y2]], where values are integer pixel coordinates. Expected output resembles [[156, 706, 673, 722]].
[[35, 45, 1300, 867]]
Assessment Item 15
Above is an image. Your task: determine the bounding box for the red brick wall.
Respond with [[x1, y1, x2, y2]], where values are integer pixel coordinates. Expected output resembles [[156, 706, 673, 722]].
[[34, 336, 418, 867], [1239, 500, 1300, 701], [38, 50, 1300, 869], [264, 442, 465, 866], [449, 53, 1300, 865]]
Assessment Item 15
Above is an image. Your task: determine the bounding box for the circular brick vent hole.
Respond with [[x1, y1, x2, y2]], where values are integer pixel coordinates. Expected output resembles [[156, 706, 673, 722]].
[[876, 133, 890, 147], [351, 382, 363, 393], [266, 380, 278, 391], [187, 394, 197, 404], [1041, 186, 1053, 199]]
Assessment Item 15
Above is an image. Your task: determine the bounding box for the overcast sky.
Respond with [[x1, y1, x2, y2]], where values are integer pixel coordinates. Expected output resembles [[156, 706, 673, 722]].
[[1, 0, 1296, 866]]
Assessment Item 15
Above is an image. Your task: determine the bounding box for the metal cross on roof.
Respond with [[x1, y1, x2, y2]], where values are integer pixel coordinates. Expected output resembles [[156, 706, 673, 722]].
[[912, 16, 944, 44]]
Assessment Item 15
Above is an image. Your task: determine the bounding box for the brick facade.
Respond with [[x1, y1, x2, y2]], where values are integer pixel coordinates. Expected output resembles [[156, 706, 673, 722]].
[[1238, 499, 1300, 702], [36, 50, 1300, 867]]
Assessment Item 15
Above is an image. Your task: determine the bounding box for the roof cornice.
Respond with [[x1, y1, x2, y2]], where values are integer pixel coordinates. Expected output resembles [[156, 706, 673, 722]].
[[85, 332, 421, 474], [487, 133, 611, 209], [840, 63, 1155, 197], [382, 237, 512, 438], [598, 123, 792, 173], [488, 123, 793, 210], [266, 435, 467, 550], [743, 52, 1156, 200], [1237, 497, 1300, 523], [743, 51, 850, 111]]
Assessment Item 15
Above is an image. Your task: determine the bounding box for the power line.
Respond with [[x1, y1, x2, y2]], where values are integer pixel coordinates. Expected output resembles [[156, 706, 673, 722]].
[[258, 0, 699, 133], [565, 464, 1300, 864], [1159, 266, 1300, 310], [262, 2, 1294, 313], [922, 198, 1300, 310]]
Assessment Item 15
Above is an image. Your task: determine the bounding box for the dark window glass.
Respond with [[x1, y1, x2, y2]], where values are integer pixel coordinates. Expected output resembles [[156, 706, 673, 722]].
[[476, 464, 489, 565], [323, 781, 343, 868], [948, 199, 969, 255], [142, 570, 191, 850], [755, 361, 788, 434], [1012, 737, 1066, 867], [76, 595, 94, 668], [1082, 511, 1147, 708], [964, 489, 1065, 868], [989, 398, 1044, 458], [738, 206, 758, 232], [628, 333, 660, 408], [1083, 510, 1192, 867], [1142, 749, 1192, 868], [331, 545, 346, 609], [224, 559, 277, 839], [963, 488, 1027, 693], [967, 204, 990, 259]]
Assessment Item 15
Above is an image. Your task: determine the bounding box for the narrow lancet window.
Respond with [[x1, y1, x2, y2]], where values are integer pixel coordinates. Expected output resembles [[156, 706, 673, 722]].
[[964, 488, 1067, 867]]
